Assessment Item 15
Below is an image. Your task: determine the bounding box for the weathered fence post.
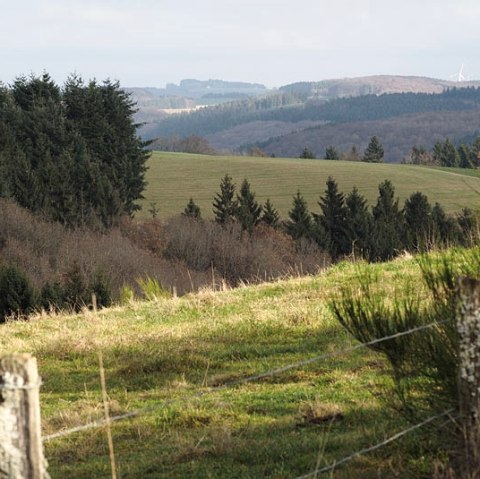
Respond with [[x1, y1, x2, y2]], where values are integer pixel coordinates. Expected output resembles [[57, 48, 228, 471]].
[[457, 277, 480, 479], [0, 354, 48, 479]]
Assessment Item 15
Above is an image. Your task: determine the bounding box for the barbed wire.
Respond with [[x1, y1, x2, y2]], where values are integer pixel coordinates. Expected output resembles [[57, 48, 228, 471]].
[[43, 318, 447, 442], [293, 408, 455, 479], [0, 380, 43, 391]]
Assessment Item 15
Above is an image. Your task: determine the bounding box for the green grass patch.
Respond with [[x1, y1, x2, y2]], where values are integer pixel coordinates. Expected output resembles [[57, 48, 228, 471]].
[[0, 255, 457, 478], [139, 152, 480, 219], [431, 165, 480, 178]]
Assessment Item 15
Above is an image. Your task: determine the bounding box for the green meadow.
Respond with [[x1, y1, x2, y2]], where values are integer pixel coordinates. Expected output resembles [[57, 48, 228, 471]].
[[1, 254, 456, 478], [139, 152, 480, 219]]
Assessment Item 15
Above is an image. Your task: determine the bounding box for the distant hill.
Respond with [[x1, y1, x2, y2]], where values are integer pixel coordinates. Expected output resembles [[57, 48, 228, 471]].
[[126, 79, 270, 137], [127, 79, 268, 101], [133, 75, 480, 162], [161, 78, 268, 98], [280, 75, 480, 99], [254, 108, 480, 162]]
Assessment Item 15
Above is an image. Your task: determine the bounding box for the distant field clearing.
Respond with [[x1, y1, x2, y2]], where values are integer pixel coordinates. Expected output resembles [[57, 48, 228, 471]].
[[138, 152, 480, 219]]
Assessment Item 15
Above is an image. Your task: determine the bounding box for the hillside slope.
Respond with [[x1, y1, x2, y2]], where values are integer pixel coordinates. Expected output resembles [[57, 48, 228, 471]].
[[145, 80, 480, 162], [140, 152, 480, 219], [280, 75, 480, 98], [255, 108, 480, 162], [0, 254, 453, 478]]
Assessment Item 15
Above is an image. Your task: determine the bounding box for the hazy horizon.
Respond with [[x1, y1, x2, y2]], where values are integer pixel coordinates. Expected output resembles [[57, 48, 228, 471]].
[[2, 0, 479, 88]]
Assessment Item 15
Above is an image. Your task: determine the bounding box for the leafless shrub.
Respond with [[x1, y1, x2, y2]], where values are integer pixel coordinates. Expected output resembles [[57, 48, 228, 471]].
[[0, 200, 208, 297], [163, 216, 329, 286], [0, 200, 330, 302]]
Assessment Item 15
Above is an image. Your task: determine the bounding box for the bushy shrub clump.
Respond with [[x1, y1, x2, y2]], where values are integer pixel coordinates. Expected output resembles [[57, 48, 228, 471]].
[[331, 247, 480, 471], [163, 216, 328, 286], [0, 200, 211, 319], [0, 199, 330, 320]]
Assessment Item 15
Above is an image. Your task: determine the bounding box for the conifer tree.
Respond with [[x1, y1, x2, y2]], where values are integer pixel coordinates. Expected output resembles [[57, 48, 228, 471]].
[[0, 266, 36, 322], [212, 174, 238, 224], [458, 144, 475, 168], [403, 192, 433, 251], [299, 147, 316, 159], [433, 139, 458, 167], [363, 136, 384, 163], [314, 177, 349, 260], [236, 178, 262, 232], [441, 139, 459, 167], [345, 187, 372, 258], [64, 76, 150, 219], [183, 197, 201, 219], [261, 199, 280, 228], [286, 191, 312, 240], [324, 146, 339, 160], [370, 180, 404, 261], [431, 202, 458, 247]]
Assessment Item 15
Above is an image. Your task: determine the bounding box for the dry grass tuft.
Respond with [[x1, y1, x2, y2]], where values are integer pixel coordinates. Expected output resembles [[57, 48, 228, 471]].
[[298, 400, 344, 426]]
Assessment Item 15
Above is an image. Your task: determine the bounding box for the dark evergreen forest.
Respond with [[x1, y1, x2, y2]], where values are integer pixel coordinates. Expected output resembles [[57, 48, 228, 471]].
[[0, 73, 149, 227], [146, 87, 480, 139]]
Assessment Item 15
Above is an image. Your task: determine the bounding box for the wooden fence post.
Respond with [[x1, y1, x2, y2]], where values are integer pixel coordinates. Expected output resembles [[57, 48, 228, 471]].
[[457, 277, 480, 479], [0, 354, 48, 479]]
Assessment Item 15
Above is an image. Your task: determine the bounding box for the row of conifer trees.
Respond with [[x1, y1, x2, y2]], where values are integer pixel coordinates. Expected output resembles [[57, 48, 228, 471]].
[[184, 175, 477, 262]]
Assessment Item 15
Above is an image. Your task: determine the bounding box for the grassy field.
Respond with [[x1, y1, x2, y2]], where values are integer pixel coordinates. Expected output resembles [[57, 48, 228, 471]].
[[0, 255, 454, 478], [139, 152, 480, 219]]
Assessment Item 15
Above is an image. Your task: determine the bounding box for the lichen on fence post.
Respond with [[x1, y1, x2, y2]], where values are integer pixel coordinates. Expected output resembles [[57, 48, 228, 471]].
[[457, 276, 480, 478], [0, 354, 49, 479]]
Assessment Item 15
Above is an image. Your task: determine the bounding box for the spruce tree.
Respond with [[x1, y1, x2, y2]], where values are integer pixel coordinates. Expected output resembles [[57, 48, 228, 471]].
[[183, 198, 201, 219], [403, 192, 433, 251], [325, 146, 339, 160], [431, 202, 459, 247], [433, 139, 458, 167], [363, 136, 384, 163], [473, 137, 480, 167], [370, 180, 404, 261], [261, 199, 280, 228], [64, 75, 149, 222], [441, 139, 459, 167], [345, 187, 372, 258], [236, 178, 262, 232], [458, 144, 474, 168], [212, 174, 238, 224], [286, 191, 312, 240], [314, 177, 349, 260], [9, 74, 73, 220], [0, 266, 36, 322], [299, 147, 316, 159]]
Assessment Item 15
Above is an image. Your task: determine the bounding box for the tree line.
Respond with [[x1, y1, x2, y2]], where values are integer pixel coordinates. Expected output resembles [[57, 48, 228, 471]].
[[299, 135, 385, 163], [184, 175, 478, 262], [298, 135, 480, 168], [0, 72, 149, 227], [407, 137, 480, 168]]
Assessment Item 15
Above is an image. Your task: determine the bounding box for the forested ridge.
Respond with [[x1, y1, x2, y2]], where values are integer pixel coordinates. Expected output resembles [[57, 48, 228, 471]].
[[146, 87, 480, 140]]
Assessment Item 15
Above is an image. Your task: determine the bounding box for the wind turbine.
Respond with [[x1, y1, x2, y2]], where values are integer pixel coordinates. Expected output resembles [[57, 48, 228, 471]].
[[451, 64, 466, 82]]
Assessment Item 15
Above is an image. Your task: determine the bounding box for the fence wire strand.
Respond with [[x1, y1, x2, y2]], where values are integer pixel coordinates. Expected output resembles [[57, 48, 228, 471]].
[[293, 408, 455, 479], [42, 318, 447, 442]]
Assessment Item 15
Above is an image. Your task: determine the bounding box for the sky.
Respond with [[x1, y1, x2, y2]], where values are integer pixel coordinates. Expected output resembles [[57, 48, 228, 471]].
[[2, 0, 480, 88]]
